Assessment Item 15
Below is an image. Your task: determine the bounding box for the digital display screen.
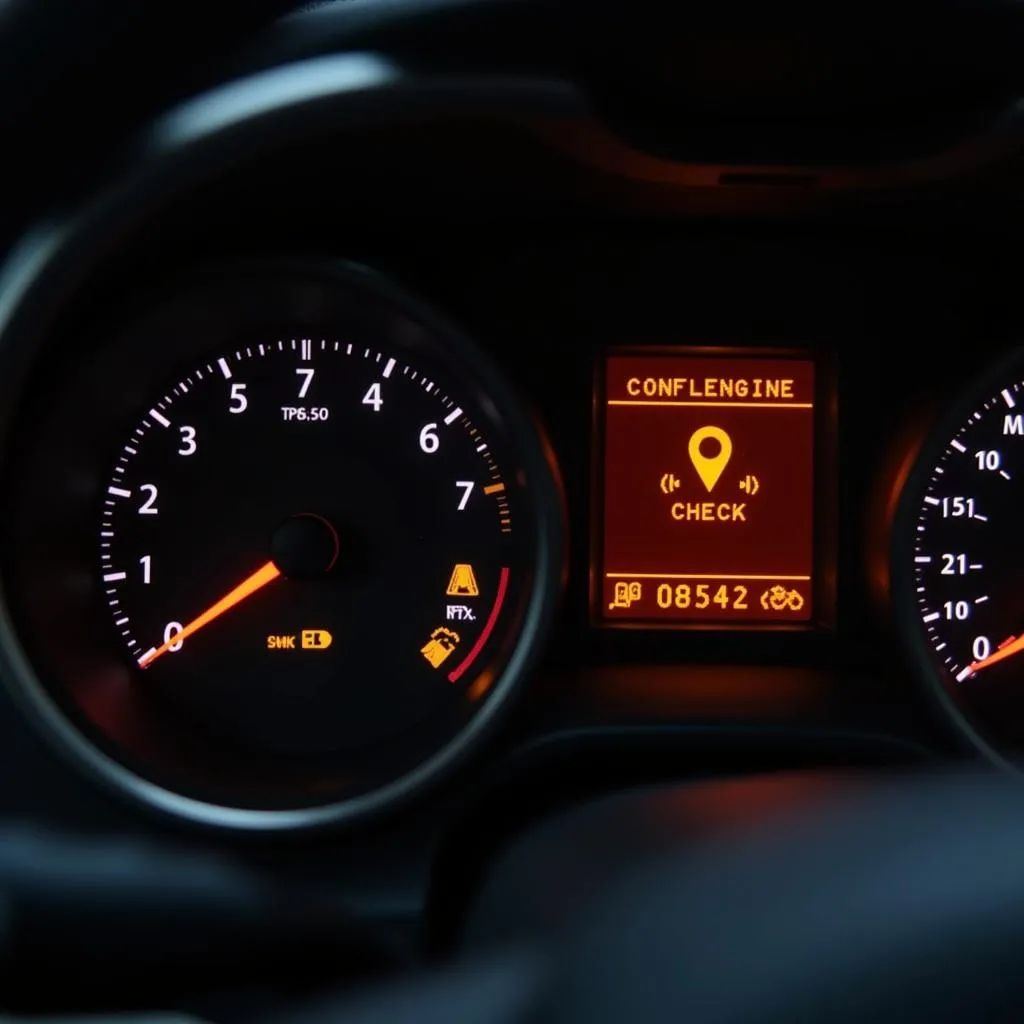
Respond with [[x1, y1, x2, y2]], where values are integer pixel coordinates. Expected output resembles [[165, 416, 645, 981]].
[[599, 351, 816, 626]]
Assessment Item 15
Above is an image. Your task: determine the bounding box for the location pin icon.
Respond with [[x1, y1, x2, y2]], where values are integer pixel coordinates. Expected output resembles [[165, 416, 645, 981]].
[[688, 426, 733, 492]]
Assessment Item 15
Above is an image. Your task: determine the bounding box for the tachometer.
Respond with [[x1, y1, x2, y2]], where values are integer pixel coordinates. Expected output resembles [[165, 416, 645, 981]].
[[0, 263, 563, 827], [102, 338, 518, 752], [893, 352, 1024, 765]]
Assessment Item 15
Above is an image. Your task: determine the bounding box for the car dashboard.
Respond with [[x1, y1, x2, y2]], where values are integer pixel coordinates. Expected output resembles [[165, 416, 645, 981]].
[[1, 0, 1024, 954]]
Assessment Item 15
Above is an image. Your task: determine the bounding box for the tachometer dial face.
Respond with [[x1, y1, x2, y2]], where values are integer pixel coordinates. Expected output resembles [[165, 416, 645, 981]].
[[0, 264, 563, 826], [101, 340, 516, 755], [896, 355, 1024, 762]]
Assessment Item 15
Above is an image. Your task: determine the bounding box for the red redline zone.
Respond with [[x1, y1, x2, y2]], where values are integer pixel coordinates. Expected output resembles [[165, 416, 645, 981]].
[[448, 566, 510, 683]]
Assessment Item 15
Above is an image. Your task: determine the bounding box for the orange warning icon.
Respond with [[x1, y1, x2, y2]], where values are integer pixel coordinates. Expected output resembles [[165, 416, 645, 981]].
[[446, 564, 480, 597], [421, 627, 460, 669]]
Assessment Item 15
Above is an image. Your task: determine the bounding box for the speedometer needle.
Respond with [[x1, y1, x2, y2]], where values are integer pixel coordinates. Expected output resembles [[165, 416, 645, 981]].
[[138, 560, 281, 669], [966, 634, 1024, 676]]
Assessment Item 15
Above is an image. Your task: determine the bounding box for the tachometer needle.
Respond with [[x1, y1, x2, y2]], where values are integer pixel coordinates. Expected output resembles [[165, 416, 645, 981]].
[[966, 634, 1024, 676], [138, 560, 281, 668]]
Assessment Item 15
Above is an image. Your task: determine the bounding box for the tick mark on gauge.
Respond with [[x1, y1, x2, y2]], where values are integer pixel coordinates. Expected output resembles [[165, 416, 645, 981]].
[[924, 496, 940, 506], [923, 612, 941, 622], [103, 572, 127, 582], [217, 358, 232, 379], [1000, 470, 1012, 480], [149, 409, 170, 428], [1003, 389, 1016, 408], [915, 556, 932, 563], [383, 358, 396, 378], [444, 407, 463, 425], [108, 486, 131, 498], [955, 667, 974, 682], [976, 595, 990, 604], [951, 439, 967, 453], [975, 513, 989, 521]]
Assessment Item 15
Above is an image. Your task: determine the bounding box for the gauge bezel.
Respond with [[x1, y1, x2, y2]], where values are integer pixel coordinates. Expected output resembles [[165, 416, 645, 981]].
[[0, 257, 565, 829], [890, 345, 1024, 772], [0, 54, 573, 830]]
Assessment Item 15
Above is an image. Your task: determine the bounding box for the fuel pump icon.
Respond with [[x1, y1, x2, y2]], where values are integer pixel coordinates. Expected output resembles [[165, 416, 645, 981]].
[[608, 580, 642, 610]]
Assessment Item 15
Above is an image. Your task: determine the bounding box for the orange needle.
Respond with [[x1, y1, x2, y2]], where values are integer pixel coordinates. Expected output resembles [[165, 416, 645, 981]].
[[138, 560, 280, 669], [967, 635, 1024, 676]]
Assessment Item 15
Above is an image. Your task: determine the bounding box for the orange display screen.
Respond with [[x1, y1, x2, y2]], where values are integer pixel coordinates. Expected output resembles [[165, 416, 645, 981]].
[[599, 351, 816, 626]]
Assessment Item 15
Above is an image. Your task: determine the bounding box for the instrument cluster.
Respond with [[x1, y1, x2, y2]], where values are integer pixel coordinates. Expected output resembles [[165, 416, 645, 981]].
[[0, 46, 1021, 833]]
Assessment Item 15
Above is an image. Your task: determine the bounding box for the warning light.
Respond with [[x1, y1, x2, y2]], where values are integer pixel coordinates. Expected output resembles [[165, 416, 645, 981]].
[[600, 351, 816, 624], [759, 586, 805, 612], [688, 426, 732, 492], [446, 564, 480, 597], [301, 629, 333, 650], [267, 630, 334, 650], [421, 627, 460, 668]]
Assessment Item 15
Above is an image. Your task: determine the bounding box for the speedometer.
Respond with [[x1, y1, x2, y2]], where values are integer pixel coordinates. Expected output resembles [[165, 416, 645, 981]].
[[894, 352, 1024, 765], [0, 262, 563, 827]]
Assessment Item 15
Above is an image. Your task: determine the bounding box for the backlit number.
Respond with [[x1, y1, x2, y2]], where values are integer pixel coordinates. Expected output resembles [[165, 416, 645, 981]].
[[656, 583, 748, 610], [296, 368, 315, 399], [164, 621, 184, 652], [362, 383, 383, 412], [456, 481, 475, 510], [941, 497, 977, 518], [420, 423, 439, 454], [138, 484, 158, 515], [177, 425, 197, 456], [229, 382, 248, 414], [941, 553, 969, 575], [943, 601, 970, 621], [975, 449, 1001, 471]]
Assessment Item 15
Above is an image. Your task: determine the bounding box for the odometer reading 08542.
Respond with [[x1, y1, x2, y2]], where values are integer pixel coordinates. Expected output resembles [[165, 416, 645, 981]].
[[902, 368, 1024, 760], [99, 337, 519, 757]]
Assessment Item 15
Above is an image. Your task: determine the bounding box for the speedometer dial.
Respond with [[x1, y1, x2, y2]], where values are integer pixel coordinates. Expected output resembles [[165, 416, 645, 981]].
[[894, 353, 1024, 763], [0, 263, 563, 827]]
